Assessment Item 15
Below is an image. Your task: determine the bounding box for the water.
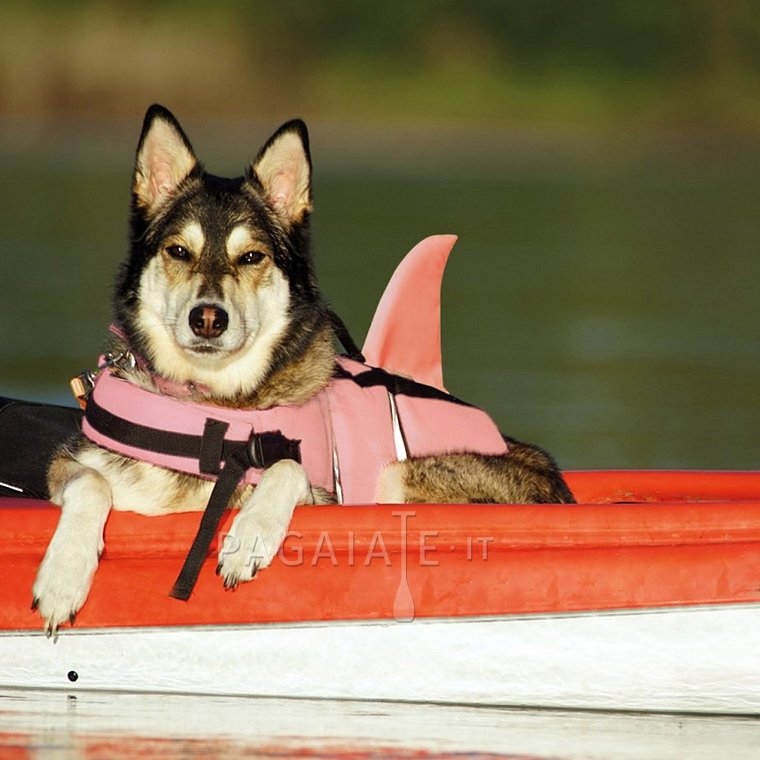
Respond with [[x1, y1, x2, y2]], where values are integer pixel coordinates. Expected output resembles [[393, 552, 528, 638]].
[[2, 128, 760, 470], [2, 688, 759, 759]]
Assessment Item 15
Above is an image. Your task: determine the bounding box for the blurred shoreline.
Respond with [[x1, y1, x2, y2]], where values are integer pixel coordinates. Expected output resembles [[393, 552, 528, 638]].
[[4, 2, 760, 138]]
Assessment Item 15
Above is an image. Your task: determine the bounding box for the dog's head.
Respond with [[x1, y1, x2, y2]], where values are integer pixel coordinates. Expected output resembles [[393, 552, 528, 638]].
[[115, 105, 328, 400]]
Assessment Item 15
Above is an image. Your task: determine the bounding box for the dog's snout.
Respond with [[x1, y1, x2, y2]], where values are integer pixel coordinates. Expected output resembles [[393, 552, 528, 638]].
[[189, 304, 229, 339]]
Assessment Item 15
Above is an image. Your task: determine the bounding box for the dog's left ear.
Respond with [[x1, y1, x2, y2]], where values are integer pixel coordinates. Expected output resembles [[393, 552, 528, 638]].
[[250, 120, 312, 226]]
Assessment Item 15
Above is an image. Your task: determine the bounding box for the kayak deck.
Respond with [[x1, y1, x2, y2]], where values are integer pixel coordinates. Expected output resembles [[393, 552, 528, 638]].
[[3, 470, 760, 631]]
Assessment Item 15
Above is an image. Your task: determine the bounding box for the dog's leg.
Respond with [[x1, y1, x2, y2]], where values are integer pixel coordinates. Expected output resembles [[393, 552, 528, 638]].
[[217, 459, 312, 587], [377, 442, 575, 504], [32, 466, 112, 635]]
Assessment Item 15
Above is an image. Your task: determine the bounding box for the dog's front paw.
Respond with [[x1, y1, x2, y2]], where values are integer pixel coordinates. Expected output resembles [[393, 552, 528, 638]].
[[216, 511, 284, 589], [32, 544, 100, 637], [216, 460, 309, 589]]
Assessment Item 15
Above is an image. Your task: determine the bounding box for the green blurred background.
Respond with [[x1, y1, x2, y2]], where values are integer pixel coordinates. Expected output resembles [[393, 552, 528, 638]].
[[2, 0, 760, 470]]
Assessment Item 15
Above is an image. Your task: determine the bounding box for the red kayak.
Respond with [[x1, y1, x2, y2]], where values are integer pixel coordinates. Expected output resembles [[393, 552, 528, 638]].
[[2, 469, 760, 714]]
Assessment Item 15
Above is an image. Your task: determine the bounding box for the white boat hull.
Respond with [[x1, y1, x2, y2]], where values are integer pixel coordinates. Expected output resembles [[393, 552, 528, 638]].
[[4, 603, 760, 715]]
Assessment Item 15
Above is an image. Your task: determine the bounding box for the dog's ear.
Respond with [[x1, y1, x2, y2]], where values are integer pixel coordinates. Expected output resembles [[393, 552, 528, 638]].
[[133, 104, 198, 213], [250, 120, 312, 225]]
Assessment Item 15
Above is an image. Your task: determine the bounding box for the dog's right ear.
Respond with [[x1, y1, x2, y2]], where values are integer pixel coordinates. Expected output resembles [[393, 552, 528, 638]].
[[133, 105, 198, 214]]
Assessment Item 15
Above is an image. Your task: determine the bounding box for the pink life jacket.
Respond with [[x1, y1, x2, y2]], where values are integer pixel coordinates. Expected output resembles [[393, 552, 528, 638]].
[[82, 355, 507, 505]]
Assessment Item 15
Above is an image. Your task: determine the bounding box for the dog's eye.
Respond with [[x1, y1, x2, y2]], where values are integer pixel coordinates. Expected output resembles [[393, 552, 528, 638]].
[[238, 250, 266, 266], [166, 245, 191, 261]]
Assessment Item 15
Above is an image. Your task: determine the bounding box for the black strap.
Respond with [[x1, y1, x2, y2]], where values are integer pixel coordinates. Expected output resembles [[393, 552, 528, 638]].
[[199, 419, 229, 475], [334, 363, 472, 407], [85, 396, 301, 469], [170, 444, 252, 601], [85, 396, 247, 460]]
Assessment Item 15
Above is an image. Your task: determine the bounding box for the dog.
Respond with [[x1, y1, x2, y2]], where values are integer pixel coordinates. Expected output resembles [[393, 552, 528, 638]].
[[32, 105, 574, 635]]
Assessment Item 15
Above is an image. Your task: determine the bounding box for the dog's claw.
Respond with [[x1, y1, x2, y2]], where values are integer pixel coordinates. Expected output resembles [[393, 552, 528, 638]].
[[34, 600, 77, 638], [219, 558, 260, 590]]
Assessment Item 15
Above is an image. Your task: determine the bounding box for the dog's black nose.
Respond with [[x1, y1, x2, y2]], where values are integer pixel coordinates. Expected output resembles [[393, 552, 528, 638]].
[[189, 304, 229, 339]]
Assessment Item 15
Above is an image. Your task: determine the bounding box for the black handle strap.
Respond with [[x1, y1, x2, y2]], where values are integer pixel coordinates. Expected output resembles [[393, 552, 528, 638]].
[[170, 444, 252, 601], [169, 430, 303, 601]]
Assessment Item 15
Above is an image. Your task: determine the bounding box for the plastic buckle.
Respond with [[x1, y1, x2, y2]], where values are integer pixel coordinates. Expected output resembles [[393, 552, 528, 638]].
[[70, 370, 97, 410]]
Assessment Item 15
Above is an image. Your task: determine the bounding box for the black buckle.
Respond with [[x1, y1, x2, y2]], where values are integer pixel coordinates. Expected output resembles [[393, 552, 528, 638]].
[[248, 430, 301, 469]]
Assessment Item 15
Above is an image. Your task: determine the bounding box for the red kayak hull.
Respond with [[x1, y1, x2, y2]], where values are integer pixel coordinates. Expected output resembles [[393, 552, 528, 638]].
[[3, 470, 760, 631]]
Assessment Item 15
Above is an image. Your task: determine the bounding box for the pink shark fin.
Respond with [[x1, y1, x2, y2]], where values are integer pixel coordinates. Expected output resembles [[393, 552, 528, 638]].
[[362, 234, 457, 392]]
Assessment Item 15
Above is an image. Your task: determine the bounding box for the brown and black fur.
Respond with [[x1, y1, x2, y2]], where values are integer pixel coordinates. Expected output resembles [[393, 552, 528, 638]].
[[397, 440, 574, 505]]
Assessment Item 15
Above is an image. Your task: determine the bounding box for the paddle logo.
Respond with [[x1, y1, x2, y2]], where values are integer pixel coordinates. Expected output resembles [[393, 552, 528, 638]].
[[219, 510, 495, 623]]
